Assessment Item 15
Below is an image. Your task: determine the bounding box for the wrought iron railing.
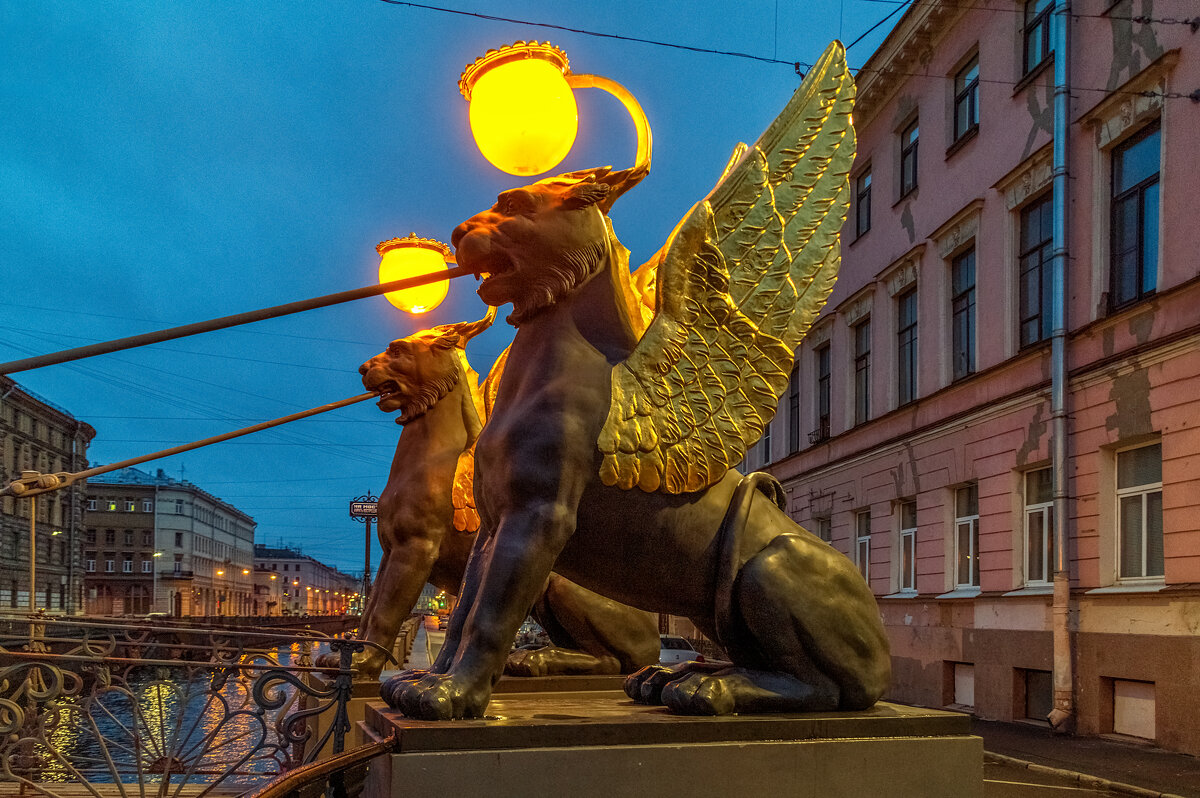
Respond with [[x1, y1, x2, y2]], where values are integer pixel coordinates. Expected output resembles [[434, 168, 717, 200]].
[[0, 614, 392, 798]]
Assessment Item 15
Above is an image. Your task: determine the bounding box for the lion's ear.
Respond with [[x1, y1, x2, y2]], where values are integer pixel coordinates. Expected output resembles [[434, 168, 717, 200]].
[[562, 182, 611, 210], [436, 307, 497, 349], [595, 163, 648, 213]]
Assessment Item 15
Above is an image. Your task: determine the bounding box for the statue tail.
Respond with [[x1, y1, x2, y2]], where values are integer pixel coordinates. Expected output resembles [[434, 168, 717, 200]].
[[712, 472, 787, 653]]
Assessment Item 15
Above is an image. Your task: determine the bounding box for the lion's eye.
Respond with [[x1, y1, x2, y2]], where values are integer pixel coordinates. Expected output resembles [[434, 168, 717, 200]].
[[498, 190, 534, 216]]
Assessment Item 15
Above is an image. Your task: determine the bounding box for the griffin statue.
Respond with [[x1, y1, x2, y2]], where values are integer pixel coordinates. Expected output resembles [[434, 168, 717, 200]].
[[345, 311, 659, 681], [383, 42, 890, 719]]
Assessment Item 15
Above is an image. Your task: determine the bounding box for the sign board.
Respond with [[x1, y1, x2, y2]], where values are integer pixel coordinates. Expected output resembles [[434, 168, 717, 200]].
[[349, 501, 378, 518]]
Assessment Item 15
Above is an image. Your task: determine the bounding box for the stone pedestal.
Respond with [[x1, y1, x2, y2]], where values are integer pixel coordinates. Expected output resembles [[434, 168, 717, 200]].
[[362, 678, 983, 798]]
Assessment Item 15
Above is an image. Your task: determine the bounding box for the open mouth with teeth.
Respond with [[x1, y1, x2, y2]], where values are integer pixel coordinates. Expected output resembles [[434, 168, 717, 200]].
[[363, 375, 406, 413]]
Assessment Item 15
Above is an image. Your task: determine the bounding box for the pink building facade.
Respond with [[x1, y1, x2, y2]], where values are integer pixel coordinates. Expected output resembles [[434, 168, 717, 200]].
[[752, 0, 1200, 754]]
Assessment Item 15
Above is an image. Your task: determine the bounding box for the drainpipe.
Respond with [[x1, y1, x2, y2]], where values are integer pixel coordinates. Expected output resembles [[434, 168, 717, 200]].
[[1048, 0, 1075, 733]]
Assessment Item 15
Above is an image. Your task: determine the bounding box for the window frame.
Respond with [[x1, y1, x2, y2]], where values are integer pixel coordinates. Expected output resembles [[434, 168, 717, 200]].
[[1109, 121, 1161, 312], [955, 484, 981, 588], [1116, 442, 1164, 581], [953, 54, 980, 143], [787, 361, 801, 453], [1024, 468, 1054, 585], [899, 500, 918, 592], [897, 287, 919, 406], [814, 343, 831, 442], [855, 166, 872, 237], [855, 510, 872, 583], [1018, 192, 1054, 349], [951, 247, 977, 380], [1022, 0, 1054, 76], [853, 318, 871, 425], [900, 119, 920, 198], [813, 516, 832, 545]]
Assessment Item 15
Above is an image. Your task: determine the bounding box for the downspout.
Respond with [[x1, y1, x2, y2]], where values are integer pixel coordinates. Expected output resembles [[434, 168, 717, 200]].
[[1048, 0, 1075, 733]]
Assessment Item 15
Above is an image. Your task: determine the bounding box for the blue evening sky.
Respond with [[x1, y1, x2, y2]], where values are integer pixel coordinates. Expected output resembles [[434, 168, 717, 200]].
[[1, 1, 902, 573]]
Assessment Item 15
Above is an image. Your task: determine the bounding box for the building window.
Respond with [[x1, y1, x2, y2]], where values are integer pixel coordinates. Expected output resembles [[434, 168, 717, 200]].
[[855, 168, 872, 236], [87, 499, 97, 511], [1018, 193, 1053, 348], [813, 517, 832, 544], [855, 511, 871, 582], [787, 361, 801, 453], [900, 119, 919, 197], [953, 55, 979, 142], [955, 484, 981, 588], [1023, 0, 1053, 75], [105, 530, 115, 545], [175, 532, 183, 547], [897, 287, 918, 405], [853, 319, 871, 425], [86, 558, 96, 573], [814, 343, 831, 442], [124, 530, 133, 545], [143, 531, 152, 545], [1110, 123, 1160, 311], [1117, 443, 1163, 580], [1025, 468, 1054, 585], [125, 501, 135, 512], [106, 501, 117, 512], [899, 500, 917, 591], [174, 556, 183, 575], [105, 559, 114, 573], [142, 560, 152, 573], [143, 499, 153, 512], [122, 557, 133, 573], [85, 530, 96, 544], [951, 248, 976, 380], [760, 421, 772, 464]]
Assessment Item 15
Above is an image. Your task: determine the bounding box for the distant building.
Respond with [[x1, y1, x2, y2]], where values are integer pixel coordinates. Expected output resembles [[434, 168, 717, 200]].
[[749, 0, 1200, 755], [0, 377, 95, 613], [253, 544, 359, 616], [84, 467, 255, 617]]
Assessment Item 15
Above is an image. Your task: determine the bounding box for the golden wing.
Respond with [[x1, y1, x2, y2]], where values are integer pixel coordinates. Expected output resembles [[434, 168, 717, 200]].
[[598, 41, 854, 494], [451, 444, 481, 533]]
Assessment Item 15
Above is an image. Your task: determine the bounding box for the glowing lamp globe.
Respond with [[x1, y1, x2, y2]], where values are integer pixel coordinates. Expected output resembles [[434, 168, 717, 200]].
[[459, 42, 577, 176], [377, 234, 452, 315]]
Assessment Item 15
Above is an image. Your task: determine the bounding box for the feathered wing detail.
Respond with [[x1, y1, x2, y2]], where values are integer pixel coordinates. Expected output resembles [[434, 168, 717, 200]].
[[452, 444, 480, 533], [598, 41, 855, 494]]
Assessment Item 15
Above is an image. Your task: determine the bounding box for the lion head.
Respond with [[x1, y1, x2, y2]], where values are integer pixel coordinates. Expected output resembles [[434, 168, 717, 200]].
[[359, 311, 493, 424], [451, 165, 646, 325]]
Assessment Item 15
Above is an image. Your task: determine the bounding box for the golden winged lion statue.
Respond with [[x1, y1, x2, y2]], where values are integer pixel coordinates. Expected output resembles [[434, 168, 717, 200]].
[[383, 42, 890, 719]]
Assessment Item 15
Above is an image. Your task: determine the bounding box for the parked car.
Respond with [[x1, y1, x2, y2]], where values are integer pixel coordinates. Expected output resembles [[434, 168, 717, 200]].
[[659, 634, 705, 665]]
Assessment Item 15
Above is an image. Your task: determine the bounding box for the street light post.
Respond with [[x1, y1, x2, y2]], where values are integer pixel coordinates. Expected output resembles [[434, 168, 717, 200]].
[[28, 492, 35, 614], [349, 493, 378, 617]]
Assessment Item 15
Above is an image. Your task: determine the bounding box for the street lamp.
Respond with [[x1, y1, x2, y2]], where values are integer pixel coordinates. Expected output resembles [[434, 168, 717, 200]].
[[377, 235, 452, 315], [459, 41, 652, 177]]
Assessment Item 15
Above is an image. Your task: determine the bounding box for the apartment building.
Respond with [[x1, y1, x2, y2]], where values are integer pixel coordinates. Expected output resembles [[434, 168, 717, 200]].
[[0, 377, 94, 613], [751, 0, 1200, 754], [84, 467, 256, 617], [252, 544, 359, 616]]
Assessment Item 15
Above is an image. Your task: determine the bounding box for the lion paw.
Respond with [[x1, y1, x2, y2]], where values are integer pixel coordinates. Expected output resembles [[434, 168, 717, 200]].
[[624, 665, 673, 704], [505, 648, 550, 677], [660, 672, 734, 716], [386, 673, 489, 720]]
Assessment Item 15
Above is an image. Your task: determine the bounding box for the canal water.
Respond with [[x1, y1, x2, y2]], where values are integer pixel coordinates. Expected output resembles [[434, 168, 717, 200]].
[[20, 640, 342, 791]]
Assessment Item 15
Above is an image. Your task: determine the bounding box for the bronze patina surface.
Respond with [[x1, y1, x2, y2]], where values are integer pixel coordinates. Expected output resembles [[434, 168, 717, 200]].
[[342, 312, 657, 681], [384, 42, 890, 719]]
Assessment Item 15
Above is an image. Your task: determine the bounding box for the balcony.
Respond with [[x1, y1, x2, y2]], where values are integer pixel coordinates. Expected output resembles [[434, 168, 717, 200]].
[[808, 418, 831, 445], [159, 569, 195, 579]]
